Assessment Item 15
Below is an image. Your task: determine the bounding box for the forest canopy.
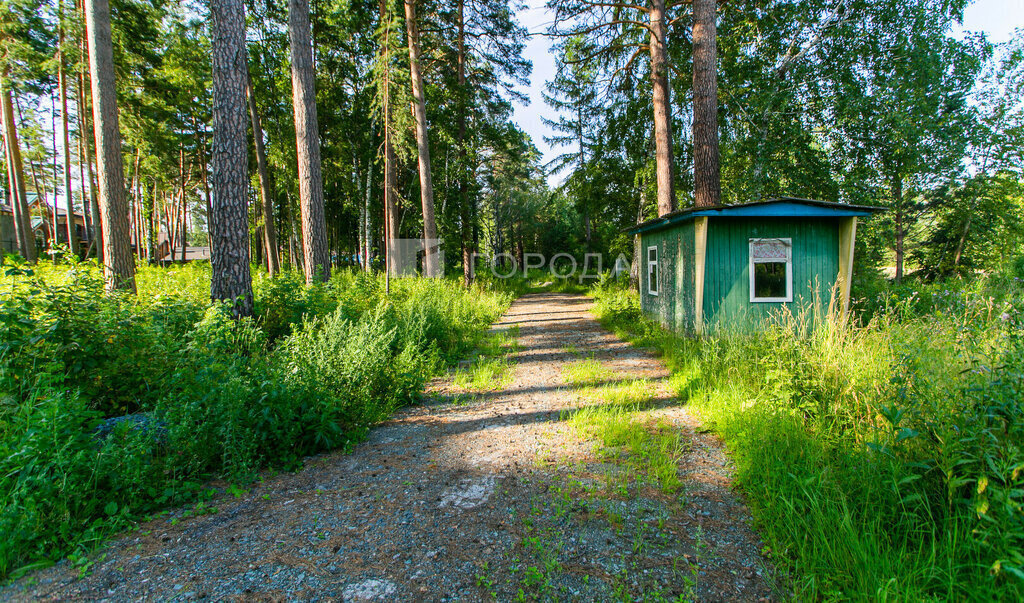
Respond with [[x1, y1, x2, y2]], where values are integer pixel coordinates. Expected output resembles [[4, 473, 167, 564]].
[[0, 0, 1020, 288]]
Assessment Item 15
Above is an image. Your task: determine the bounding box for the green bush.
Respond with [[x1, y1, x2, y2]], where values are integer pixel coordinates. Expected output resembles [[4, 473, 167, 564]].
[[0, 261, 510, 579], [590, 278, 1024, 599]]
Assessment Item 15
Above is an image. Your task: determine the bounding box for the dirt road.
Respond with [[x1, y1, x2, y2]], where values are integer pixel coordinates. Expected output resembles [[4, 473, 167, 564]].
[[4, 293, 775, 601]]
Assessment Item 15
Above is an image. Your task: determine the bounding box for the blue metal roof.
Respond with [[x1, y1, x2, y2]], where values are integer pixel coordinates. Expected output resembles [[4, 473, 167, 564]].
[[627, 197, 885, 235]]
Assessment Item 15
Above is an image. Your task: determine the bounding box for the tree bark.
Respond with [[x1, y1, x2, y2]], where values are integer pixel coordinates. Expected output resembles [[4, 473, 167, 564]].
[[195, 121, 213, 257], [288, 0, 330, 283], [649, 0, 675, 216], [383, 115, 399, 277], [4, 133, 25, 256], [953, 213, 970, 269], [246, 70, 280, 275], [50, 88, 61, 256], [1, 76, 36, 261], [692, 0, 720, 208], [404, 0, 440, 277], [179, 166, 187, 263], [356, 153, 365, 270], [892, 170, 904, 284], [75, 70, 91, 254], [209, 0, 254, 316], [76, 15, 102, 261], [150, 180, 159, 261], [379, 0, 399, 281], [286, 188, 299, 271], [457, 0, 473, 285], [84, 0, 135, 291], [363, 148, 373, 271]]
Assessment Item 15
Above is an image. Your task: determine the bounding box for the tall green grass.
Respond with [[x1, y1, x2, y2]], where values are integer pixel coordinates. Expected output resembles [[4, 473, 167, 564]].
[[590, 277, 1024, 599], [0, 258, 513, 579], [563, 378, 685, 494]]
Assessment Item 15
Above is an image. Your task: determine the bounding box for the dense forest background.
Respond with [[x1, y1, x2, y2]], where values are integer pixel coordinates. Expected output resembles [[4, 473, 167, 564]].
[[1, 0, 1021, 285]]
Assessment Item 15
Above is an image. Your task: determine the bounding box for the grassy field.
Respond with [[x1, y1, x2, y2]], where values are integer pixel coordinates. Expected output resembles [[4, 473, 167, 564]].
[[0, 258, 514, 579], [590, 272, 1024, 600]]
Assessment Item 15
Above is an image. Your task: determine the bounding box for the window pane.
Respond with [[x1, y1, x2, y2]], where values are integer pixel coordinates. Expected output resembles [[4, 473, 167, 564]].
[[648, 247, 657, 262], [754, 262, 786, 299], [649, 264, 658, 293]]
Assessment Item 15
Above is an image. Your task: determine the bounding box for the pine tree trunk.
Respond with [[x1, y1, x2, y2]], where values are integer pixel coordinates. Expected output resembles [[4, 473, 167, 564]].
[[692, 0, 720, 208], [76, 79, 92, 255], [379, 0, 397, 281], [150, 181, 159, 261], [649, 0, 675, 216], [457, 0, 473, 285], [196, 122, 213, 256], [84, 0, 135, 292], [170, 146, 184, 262], [4, 138, 26, 256], [288, 0, 330, 283], [246, 71, 280, 275], [384, 126, 399, 277], [145, 181, 155, 261], [209, 0, 254, 316], [4, 125, 24, 256], [515, 221, 523, 267], [76, 24, 102, 260], [404, 0, 440, 277], [1, 77, 36, 262], [287, 188, 299, 271], [131, 148, 141, 258], [179, 177, 187, 262]]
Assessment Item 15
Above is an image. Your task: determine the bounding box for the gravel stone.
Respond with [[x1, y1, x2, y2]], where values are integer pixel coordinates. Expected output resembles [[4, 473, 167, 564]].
[[1, 293, 780, 601]]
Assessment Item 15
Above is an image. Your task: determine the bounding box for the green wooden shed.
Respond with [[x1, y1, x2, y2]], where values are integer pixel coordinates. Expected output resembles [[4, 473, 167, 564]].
[[627, 197, 884, 334]]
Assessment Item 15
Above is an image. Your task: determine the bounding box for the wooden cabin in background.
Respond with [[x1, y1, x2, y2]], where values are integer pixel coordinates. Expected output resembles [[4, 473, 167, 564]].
[[628, 198, 884, 334]]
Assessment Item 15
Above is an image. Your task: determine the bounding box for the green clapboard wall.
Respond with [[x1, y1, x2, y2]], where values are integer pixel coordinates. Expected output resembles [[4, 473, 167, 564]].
[[640, 216, 840, 333]]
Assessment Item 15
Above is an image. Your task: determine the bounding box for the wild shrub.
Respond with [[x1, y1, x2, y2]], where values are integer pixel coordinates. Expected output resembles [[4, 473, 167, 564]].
[[0, 385, 183, 578], [253, 270, 338, 341], [0, 262, 509, 579], [589, 277, 1024, 599]]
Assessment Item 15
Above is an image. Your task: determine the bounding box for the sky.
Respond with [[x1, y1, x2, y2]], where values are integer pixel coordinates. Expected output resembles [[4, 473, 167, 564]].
[[510, 0, 1024, 186]]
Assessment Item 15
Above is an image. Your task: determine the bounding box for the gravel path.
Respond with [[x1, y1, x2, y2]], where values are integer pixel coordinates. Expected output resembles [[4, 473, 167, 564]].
[[4, 293, 776, 601]]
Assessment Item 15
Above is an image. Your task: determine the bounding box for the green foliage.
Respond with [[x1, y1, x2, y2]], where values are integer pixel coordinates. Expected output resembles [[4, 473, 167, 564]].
[[0, 261, 510, 579], [590, 278, 1024, 599]]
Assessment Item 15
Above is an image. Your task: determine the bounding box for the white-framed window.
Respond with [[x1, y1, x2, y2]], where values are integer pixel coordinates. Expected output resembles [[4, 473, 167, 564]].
[[647, 245, 659, 296], [749, 238, 792, 303]]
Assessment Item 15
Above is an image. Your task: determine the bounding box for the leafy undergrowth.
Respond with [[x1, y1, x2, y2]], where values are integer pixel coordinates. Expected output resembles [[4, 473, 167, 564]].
[[589, 276, 1024, 600], [0, 258, 513, 580]]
